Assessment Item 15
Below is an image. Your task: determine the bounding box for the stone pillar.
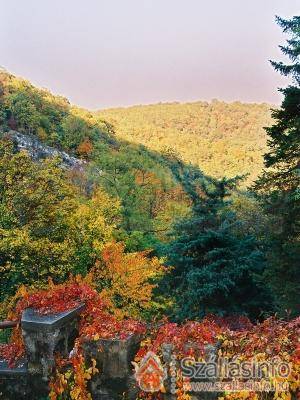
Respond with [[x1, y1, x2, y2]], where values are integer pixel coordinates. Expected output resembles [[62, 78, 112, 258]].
[[21, 304, 84, 380], [161, 342, 220, 400], [82, 333, 143, 400]]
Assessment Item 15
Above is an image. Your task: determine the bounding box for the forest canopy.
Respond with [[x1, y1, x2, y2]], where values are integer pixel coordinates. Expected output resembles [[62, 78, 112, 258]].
[[0, 12, 299, 324], [99, 100, 273, 184]]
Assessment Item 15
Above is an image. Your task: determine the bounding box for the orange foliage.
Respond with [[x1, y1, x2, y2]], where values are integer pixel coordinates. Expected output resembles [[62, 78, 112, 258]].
[[0, 279, 300, 400], [76, 138, 93, 158], [135, 170, 161, 187], [136, 317, 300, 400], [92, 242, 166, 318], [0, 276, 146, 368]]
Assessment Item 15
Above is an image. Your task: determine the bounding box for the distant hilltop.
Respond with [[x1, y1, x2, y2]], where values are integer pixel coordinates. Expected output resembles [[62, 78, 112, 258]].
[[98, 100, 273, 184], [0, 69, 273, 184]]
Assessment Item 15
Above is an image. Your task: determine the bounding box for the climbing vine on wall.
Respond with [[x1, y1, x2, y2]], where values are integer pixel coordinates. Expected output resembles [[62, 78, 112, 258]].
[[0, 280, 299, 400], [0, 276, 146, 400]]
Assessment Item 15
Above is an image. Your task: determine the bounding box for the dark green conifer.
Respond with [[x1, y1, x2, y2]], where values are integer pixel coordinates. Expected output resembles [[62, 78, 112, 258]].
[[165, 163, 270, 320], [255, 16, 300, 314]]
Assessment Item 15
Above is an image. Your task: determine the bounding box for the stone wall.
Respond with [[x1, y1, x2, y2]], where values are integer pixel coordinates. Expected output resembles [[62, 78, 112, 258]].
[[0, 306, 219, 400]]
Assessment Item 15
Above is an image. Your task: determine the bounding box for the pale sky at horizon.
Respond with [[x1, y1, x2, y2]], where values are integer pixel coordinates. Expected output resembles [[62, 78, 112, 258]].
[[1, 0, 299, 109]]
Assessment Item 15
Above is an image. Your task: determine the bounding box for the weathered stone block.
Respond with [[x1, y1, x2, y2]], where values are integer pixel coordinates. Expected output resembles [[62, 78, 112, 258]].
[[161, 342, 220, 400], [83, 334, 141, 379], [83, 334, 142, 399], [21, 304, 84, 379], [0, 359, 48, 400]]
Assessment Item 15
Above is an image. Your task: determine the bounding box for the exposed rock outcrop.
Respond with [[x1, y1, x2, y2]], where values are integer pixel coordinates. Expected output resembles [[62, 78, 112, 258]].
[[3, 130, 86, 170]]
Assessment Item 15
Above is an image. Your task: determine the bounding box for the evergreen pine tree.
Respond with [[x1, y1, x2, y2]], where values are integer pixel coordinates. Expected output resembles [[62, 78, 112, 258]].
[[164, 163, 270, 321], [254, 16, 300, 315]]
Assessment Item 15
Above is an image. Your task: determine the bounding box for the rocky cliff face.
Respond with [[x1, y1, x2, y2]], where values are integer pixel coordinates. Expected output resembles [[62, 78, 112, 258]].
[[3, 130, 85, 170]]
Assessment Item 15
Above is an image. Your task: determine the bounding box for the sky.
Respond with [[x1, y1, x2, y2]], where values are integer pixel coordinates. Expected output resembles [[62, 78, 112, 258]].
[[1, 0, 299, 109]]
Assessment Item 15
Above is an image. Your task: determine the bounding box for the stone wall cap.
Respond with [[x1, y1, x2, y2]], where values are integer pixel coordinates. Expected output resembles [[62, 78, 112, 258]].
[[0, 359, 28, 376], [21, 303, 85, 332], [82, 332, 141, 344]]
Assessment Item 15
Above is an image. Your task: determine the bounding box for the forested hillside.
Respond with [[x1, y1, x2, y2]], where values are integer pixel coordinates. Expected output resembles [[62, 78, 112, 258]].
[[0, 13, 299, 400], [0, 70, 272, 320], [0, 70, 191, 259], [99, 100, 273, 183], [1, 52, 298, 320]]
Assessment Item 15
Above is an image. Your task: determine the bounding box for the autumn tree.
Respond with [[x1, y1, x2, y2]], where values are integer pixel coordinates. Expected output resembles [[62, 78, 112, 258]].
[[76, 137, 94, 159], [0, 139, 76, 299], [91, 242, 165, 318], [69, 189, 120, 276], [6, 91, 39, 134], [90, 141, 182, 251], [0, 139, 120, 301]]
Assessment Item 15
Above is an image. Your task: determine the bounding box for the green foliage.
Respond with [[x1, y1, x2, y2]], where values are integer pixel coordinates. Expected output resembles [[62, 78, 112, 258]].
[[0, 140, 119, 301], [88, 140, 190, 250], [254, 16, 300, 316], [6, 91, 39, 133], [68, 188, 120, 276], [0, 38, 296, 323], [271, 16, 300, 84], [61, 113, 90, 150], [0, 71, 114, 153], [229, 192, 270, 240], [99, 100, 272, 184], [162, 164, 272, 320], [0, 71, 191, 252], [0, 328, 11, 344], [0, 139, 75, 296]]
